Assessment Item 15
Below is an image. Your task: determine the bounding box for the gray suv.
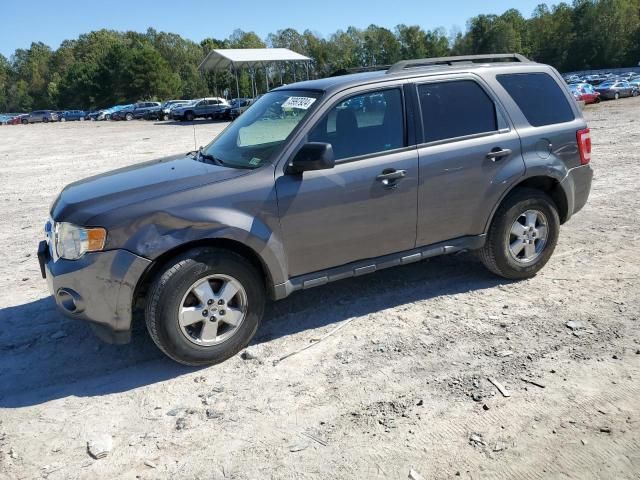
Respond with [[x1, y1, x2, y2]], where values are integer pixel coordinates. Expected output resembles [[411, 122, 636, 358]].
[[38, 54, 593, 366]]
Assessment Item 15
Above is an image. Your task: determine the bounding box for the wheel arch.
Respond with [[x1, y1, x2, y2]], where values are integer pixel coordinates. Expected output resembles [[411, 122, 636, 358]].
[[485, 175, 569, 234], [131, 238, 275, 327]]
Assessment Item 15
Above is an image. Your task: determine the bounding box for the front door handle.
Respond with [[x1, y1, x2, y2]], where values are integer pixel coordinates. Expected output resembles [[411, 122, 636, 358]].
[[486, 148, 512, 161], [376, 169, 407, 186]]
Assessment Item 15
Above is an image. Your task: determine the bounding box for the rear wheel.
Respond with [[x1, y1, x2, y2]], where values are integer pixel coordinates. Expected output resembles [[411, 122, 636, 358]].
[[21, 119, 28, 125], [479, 189, 560, 280], [145, 248, 265, 366], [185, 111, 195, 122], [43, 117, 49, 123], [614, 92, 620, 100], [125, 113, 133, 121]]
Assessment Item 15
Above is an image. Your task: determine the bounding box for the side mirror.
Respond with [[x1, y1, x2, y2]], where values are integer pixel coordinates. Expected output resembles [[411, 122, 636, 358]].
[[287, 142, 335, 174]]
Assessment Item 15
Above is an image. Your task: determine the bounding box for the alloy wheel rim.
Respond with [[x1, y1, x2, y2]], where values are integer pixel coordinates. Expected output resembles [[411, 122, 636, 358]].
[[178, 274, 248, 346], [508, 209, 549, 264]]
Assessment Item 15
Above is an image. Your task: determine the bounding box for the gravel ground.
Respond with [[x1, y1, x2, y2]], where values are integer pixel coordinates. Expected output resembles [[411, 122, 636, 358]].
[[0, 103, 639, 480]]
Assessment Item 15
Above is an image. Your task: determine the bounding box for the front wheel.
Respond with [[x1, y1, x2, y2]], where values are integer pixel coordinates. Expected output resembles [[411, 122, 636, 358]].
[[479, 189, 560, 280], [145, 248, 265, 366], [125, 113, 133, 121], [614, 92, 620, 100]]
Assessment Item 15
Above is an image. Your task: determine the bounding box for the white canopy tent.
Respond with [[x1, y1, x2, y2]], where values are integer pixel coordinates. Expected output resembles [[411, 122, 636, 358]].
[[198, 48, 312, 99]]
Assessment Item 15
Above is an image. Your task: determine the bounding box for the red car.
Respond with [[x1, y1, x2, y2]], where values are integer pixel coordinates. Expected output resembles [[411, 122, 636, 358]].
[[569, 84, 600, 104], [7, 114, 28, 125]]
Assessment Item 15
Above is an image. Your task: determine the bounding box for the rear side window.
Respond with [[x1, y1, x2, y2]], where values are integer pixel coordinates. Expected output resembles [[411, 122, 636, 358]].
[[498, 73, 574, 127], [417, 80, 498, 143]]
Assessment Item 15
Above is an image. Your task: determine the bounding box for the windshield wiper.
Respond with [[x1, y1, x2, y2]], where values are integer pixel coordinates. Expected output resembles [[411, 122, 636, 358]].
[[194, 147, 227, 167]]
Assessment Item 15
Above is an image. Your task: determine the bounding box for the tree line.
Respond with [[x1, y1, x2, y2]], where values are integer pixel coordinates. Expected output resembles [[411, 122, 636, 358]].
[[1, 0, 639, 112]]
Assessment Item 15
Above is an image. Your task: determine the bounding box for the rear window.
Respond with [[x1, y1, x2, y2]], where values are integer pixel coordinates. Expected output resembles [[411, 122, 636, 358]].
[[497, 73, 574, 127], [417, 80, 498, 143]]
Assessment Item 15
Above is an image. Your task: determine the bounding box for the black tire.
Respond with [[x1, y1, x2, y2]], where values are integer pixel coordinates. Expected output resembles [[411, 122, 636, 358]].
[[43, 117, 49, 123], [21, 119, 28, 125], [185, 111, 195, 122], [163, 114, 169, 121], [145, 248, 265, 366], [614, 92, 620, 100], [125, 113, 133, 121], [479, 188, 560, 280]]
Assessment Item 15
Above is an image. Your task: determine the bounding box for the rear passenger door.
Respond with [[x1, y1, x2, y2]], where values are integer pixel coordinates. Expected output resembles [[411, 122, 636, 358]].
[[413, 77, 525, 247]]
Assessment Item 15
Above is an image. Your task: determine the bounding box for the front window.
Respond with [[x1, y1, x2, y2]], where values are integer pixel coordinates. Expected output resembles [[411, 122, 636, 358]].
[[308, 88, 405, 161], [203, 90, 320, 169]]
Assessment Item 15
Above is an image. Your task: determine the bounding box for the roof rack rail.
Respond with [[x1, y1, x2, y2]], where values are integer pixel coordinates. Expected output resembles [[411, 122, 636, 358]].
[[386, 53, 531, 74], [330, 65, 390, 77]]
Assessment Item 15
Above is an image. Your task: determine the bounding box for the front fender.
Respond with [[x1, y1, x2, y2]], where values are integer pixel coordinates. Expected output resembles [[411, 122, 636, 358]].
[[119, 207, 288, 286]]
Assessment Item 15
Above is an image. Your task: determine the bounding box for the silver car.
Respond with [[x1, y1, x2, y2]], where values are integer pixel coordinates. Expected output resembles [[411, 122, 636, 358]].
[[22, 110, 58, 124]]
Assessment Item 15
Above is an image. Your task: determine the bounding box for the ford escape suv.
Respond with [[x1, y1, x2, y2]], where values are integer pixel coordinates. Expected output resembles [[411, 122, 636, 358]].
[[38, 54, 593, 366]]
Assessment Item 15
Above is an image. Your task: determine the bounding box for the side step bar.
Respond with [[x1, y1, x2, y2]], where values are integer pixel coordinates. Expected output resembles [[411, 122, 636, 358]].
[[273, 235, 485, 300]]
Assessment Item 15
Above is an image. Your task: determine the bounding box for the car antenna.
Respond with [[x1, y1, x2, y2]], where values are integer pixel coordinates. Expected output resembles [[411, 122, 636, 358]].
[[193, 123, 197, 151]]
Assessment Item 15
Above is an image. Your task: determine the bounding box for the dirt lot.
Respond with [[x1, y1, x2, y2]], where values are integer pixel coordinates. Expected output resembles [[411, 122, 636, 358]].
[[0, 102, 639, 480]]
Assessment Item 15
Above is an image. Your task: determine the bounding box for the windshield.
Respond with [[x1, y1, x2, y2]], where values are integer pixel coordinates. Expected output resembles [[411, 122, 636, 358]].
[[202, 90, 321, 169]]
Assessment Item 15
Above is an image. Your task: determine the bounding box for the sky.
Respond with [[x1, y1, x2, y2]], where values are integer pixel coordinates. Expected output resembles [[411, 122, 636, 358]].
[[1, 0, 551, 58]]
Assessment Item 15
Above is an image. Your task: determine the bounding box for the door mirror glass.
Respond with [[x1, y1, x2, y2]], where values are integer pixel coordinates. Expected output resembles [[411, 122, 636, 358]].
[[287, 142, 335, 174]]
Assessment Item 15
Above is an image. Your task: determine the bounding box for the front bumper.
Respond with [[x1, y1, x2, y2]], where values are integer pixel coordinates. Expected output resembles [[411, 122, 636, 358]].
[[38, 242, 151, 344]]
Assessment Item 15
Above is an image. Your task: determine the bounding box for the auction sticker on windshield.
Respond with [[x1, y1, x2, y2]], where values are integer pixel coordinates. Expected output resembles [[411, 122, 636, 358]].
[[281, 97, 316, 110]]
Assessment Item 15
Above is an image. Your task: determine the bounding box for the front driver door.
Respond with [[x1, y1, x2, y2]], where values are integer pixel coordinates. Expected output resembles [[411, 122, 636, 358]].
[[276, 86, 419, 277]]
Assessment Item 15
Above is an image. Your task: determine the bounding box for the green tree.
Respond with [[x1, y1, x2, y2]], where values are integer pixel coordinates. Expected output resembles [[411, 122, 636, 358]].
[[0, 54, 9, 111], [363, 25, 401, 65], [121, 44, 181, 101], [7, 80, 33, 112]]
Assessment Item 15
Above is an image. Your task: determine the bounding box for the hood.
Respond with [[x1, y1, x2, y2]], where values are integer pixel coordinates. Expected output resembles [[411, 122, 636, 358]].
[[51, 154, 250, 225]]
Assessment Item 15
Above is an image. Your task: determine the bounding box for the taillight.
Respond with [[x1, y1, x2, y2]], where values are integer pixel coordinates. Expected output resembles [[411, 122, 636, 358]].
[[577, 128, 591, 165]]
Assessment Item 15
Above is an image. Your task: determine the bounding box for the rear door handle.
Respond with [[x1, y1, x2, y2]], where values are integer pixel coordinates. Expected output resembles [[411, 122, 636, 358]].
[[376, 169, 407, 186], [486, 148, 512, 161]]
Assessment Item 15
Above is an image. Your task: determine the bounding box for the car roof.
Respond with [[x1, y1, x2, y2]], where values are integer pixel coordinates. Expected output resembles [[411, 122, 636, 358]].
[[273, 56, 545, 95]]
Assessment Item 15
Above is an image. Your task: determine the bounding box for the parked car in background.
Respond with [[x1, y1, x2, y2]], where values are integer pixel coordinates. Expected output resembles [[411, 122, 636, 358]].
[[228, 98, 253, 119], [111, 102, 162, 121], [21, 110, 58, 124], [39, 54, 593, 366], [143, 100, 191, 121], [568, 83, 600, 104], [594, 81, 638, 100], [59, 110, 87, 122], [170, 97, 229, 121], [0, 113, 16, 125], [7, 114, 27, 125], [564, 74, 581, 84]]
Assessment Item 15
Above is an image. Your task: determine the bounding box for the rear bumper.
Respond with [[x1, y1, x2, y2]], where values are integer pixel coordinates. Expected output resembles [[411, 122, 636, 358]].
[[561, 164, 593, 221], [38, 242, 151, 344]]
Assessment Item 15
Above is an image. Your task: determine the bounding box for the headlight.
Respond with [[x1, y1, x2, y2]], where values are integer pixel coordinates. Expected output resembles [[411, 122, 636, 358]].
[[54, 222, 107, 260]]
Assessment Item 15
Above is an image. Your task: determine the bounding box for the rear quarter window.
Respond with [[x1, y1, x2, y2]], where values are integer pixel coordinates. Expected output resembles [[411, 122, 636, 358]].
[[497, 73, 575, 127]]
